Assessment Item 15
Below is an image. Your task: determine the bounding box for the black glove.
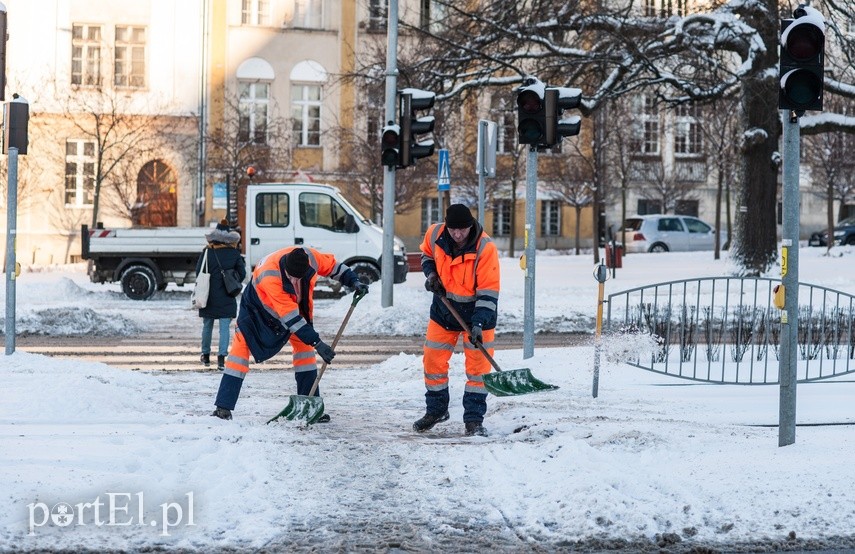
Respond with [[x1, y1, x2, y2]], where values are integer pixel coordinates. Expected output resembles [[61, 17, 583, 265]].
[[352, 281, 369, 297], [314, 340, 335, 364], [469, 323, 483, 345], [424, 273, 446, 295]]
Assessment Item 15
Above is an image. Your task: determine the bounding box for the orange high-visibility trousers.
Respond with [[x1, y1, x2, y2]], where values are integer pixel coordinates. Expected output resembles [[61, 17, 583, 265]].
[[223, 329, 317, 379], [423, 319, 494, 394]]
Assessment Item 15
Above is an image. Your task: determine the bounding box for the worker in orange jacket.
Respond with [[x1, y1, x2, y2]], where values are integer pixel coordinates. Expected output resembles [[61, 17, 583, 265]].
[[212, 246, 367, 420], [414, 204, 500, 437]]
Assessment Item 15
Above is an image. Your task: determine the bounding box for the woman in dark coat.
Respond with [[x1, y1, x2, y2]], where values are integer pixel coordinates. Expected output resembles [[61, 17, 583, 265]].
[[197, 219, 247, 370]]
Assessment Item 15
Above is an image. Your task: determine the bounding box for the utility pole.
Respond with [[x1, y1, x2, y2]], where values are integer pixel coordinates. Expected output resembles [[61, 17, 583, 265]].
[[380, 0, 398, 308]]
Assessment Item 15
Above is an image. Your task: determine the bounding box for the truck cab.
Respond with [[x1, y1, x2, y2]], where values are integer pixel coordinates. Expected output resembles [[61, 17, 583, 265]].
[[245, 182, 407, 286]]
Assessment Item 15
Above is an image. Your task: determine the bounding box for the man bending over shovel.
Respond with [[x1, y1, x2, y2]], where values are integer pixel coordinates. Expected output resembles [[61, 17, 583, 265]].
[[416, 204, 500, 437], [211, 247, 367, 421]]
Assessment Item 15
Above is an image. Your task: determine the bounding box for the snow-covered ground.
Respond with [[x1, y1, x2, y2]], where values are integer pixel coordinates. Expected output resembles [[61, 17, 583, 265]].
[[1, 247, 854, 552]]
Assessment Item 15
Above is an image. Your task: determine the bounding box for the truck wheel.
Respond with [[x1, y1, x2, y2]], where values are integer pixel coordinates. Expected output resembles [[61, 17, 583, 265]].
[[121, 265, 157, 300], [351, 262, 380, 284]]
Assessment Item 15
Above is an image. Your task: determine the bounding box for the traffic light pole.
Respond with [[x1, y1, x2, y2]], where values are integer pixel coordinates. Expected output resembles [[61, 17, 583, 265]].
[[778, 111, 800, 447], [523, 146, 537, 359], [381, 0, 399, 308]]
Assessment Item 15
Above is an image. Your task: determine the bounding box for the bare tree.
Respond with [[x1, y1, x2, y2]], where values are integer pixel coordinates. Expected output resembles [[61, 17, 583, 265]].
[[360, 0, 855, 275], [637, 159, 699, 215], [804, 124, 855, 252], [541, 159, 593, 255], [203, 89, 292, 226], [55, 86, 193, 228]]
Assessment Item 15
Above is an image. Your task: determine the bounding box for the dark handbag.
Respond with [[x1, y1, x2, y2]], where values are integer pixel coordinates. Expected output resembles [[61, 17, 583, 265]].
[[222, 268, 243, 297], [211, 249, 243, 297]]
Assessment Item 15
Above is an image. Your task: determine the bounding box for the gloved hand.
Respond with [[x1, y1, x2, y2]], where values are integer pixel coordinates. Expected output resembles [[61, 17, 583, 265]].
[[424, 273, 446, 296], [352, 281, 369, 297], [469, 323, 483, 345], [314, 340, 335, 364]]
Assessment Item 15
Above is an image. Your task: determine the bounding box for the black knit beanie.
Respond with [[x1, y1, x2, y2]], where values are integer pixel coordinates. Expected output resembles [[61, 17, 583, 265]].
[[284, 248, 310, 278], [445, 204, 475, 229]]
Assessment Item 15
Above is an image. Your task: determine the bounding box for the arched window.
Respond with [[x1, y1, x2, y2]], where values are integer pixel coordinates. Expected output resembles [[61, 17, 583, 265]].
[[237, 57, 275, 145], [290, 60, 327, 147], [133, 160, 177, 227]]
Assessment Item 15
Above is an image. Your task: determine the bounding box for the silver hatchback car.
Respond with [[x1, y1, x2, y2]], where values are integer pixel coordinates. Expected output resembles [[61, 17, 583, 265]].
[[623, 215, 723, 253]]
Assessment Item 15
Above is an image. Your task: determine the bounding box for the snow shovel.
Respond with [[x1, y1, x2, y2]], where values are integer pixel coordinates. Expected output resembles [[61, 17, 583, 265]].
[[438, 296, 559, 396], [267, 288, 367, 425]]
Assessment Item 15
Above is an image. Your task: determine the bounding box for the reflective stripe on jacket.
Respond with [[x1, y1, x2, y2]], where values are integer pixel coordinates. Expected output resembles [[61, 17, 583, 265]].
[[236, 246, 358, 362], [420, 221, 500, 331]]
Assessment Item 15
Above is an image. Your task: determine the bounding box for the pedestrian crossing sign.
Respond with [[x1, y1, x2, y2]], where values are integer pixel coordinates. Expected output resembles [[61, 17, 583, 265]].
[[437, 149, 450, 191]]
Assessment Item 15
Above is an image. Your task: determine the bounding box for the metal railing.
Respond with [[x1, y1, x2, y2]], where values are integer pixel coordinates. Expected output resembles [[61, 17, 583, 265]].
[[606, 277, 855, 384]]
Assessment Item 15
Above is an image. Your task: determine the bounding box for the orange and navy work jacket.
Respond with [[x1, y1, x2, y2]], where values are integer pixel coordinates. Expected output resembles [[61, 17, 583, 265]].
[[236, 246, 359, 362], [420, 221, 500, 331]]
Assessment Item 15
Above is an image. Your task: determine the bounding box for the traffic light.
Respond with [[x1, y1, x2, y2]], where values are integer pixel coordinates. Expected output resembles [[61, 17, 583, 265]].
[[381, 123, 401, 168], [544, 86, 582, 145], [400, 88, 436, 168], [516, 77, 546, 146], [779, 6, 825, 112]]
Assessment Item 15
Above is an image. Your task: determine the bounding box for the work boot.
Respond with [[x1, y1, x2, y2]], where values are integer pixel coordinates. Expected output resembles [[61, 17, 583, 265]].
[[413, 411, 449, 432], [200, 353, 211, 367], [317, 414, 331, 423], [217, 355, 226, 371], [211, 406, 232, 420], [465, 421, 488, 437]]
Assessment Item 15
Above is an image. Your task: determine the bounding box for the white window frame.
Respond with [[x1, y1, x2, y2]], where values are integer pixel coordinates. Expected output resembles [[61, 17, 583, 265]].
[[239, 81, 270, 145], [291, 83, 322, 147], [368, 0, 388, 30], [294, 0, 323, 29], [638, 95, 660, 155], [71, 24, 102, 87], [492, 200, 512, 236], [65, 139, 96, 207], [421, 197, 441, 233], [242, 0, 270, 26], [114, 25, 146, 88], [540, 200, 561, 236], [674, 103, 703, 156]]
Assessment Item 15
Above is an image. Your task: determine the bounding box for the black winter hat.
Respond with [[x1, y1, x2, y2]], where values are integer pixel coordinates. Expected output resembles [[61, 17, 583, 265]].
[[284, 248, 310, 278], [445, 204, 475, 229]]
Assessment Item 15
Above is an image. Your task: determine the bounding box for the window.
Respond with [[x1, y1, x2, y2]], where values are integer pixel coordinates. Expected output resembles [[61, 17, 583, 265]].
[[255, 193, 290, 227], [541, 200, 561, 236], [65, 140, 96, 207], [674, 103, 702, 156], [492, 200, 512, 236], [421, 197, 440, 233], [637, 199, 662, 215], [292, 84, 321, 146], [241, 0, 270, 25], [489, 95, 515, 154], [636, 95, 659, 155], [114, 26, 146, 88], [419, 0, 446, 32], [683, 217, 711, 233], [294, 0, 323, 28], [676, 199, 699, 217], [71, 24, 101, 86], [657, 217, 685, 232], [368, 0, 388, 31], [239, 82, 270, 144], [299, 192, 351, 232]]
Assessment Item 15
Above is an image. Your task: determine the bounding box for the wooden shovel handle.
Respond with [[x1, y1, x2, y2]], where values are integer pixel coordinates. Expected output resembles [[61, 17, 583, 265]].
[[307, 289, 366, 396], [438, 295, 504, 373]]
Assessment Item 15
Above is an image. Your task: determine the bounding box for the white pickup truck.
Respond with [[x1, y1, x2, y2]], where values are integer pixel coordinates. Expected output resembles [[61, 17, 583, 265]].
[[82, 182, 408, 300]]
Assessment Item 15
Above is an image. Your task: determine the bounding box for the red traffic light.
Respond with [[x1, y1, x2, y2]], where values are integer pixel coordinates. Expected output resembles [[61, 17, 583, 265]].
[[517, 89, 543, 114], [782, 23, 823, 61], [381, 124, 400, 168]]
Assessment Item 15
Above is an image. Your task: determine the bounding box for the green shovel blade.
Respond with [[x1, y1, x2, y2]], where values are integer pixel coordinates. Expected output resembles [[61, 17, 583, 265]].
[[482, 368, 559, 397], [266, 395, 325, 425]]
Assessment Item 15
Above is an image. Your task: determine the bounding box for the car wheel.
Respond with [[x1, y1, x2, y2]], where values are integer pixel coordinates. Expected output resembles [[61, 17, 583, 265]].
[[351, 261, 381, 284], [648, 243, 669, 253], [120, 265, 157, 300], [847, 236, 855, 246]]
